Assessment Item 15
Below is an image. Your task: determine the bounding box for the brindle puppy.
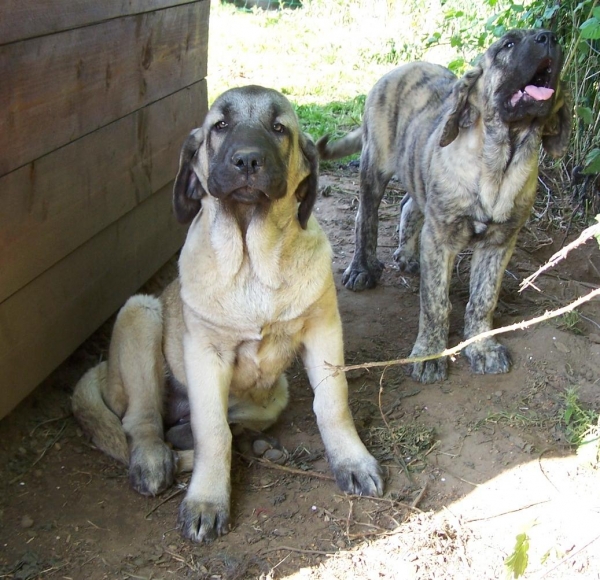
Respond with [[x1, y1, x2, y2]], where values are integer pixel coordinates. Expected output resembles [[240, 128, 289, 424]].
[[318, 29, 571, 383]]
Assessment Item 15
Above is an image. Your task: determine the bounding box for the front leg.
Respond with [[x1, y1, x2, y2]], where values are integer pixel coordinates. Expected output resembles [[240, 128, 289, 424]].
[[302, 286, 383, 496], [342, 146, 392, 291], [178, 310, 234, 543], [411, 220, 457, 383], [463, 237, 517, 374]]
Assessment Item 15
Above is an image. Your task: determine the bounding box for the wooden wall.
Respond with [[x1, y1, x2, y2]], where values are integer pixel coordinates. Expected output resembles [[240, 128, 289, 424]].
[[0, 0, 210, 418]]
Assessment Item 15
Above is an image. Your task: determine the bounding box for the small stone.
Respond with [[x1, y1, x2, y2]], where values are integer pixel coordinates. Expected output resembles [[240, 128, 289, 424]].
[[494, 390, 503, 398], [554, 341, 570, 353], [588, 333, 600, 344], [21, 515, 34, 529], [264, 448, 286, 464], [336, 539, 346, 549], [252, 439, 272, 457]]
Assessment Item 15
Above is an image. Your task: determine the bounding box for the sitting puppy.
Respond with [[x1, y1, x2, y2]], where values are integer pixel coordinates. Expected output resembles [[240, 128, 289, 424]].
[[318, 29, 571, 383], [72, 85, 383, 543]]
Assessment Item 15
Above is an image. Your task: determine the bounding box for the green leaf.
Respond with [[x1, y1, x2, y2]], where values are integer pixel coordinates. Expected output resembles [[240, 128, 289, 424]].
[[450, 34, 463, 48], [583, 149, 600, 175], [593, 6, 600, 19], [576, 106, 594, 124], [580, 18, 600, 39], [565, 406, 574, 424], [505, 532, 530, 578], [448, 58, 466, 74], [543, 5, 559, 19]]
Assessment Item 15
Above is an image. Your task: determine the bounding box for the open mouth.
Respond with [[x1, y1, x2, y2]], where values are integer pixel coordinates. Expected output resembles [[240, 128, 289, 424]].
[[509, 58, 555, 107]]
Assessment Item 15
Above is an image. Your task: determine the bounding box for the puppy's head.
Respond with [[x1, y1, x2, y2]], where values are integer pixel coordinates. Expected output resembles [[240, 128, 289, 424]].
[[173, 86, 318, 228], [483, 29, 565, 125], [441, 29, 571, 157]]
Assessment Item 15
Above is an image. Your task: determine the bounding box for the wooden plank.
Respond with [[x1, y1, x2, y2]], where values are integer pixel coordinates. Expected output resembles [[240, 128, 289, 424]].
[[0, 183, 187, 419], [0, 0, 209, 176], [0, 0, 202, 45], [0, 80, 207, 304]]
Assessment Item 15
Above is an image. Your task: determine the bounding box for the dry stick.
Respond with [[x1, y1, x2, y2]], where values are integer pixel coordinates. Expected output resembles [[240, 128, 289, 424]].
[[145, 486, 186, 519], [535, 532, 600, 579], [338, 493, 423, 513], [327, 287, 600, 375], [411, 482, 428, 509], [262, 546, 335, 556], [246, 455, 335, 482], [465, 499, 551, 523], [521, 221, 600, 292], [9, 422, 68, 484]]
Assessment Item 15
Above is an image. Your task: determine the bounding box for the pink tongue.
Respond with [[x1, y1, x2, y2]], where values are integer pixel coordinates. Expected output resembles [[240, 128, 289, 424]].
[[524, 85, 554, 100]]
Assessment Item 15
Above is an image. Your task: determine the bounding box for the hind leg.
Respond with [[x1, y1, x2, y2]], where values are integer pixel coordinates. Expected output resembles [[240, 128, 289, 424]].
[[342, 144, 392, 291], [107, 294, 175, 496], [393, 195, 423, 273]]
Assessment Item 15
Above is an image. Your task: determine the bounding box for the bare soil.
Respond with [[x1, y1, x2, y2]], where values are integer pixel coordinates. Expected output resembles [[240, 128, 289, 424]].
[[2, 166, 600, 580]]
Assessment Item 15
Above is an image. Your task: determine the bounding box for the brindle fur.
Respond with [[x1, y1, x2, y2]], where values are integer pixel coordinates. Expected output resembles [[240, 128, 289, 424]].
[[318, 30, 571, 383], [72, 86, 383, 544]]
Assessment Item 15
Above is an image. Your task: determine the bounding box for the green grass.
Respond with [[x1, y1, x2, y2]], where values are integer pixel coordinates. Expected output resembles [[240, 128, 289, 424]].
[[563, 387, 599, 447]]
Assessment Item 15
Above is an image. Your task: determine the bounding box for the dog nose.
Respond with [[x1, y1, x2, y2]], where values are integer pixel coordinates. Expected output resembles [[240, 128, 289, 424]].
[[535, 31, 557, 46], [231, 148, 265, 174]]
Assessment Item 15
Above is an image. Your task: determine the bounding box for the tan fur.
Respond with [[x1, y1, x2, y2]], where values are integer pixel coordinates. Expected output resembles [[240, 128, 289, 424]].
[[318, 30, 572, 383], [72, 85, 382, 544]]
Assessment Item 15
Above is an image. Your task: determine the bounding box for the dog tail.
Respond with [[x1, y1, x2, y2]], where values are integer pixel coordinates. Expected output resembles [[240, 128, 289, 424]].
[[316, 128, 363, 160], [72, 361, 129, 465]]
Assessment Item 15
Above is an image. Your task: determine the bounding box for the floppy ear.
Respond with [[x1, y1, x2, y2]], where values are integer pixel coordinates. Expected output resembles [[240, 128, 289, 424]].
[[440, 65, 483, 147], [296, 133, 319, 229], [173, 128, 207, 224], [542, 84, 572, 159]]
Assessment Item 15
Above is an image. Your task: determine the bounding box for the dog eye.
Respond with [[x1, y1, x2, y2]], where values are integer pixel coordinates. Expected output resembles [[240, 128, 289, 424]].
[[504, 41, 515, 49], [272, 122, 285, 133], [215, 120, 228, 131]]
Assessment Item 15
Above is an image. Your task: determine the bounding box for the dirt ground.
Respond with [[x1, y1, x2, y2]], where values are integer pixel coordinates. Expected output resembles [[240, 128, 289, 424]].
[[1, 166, 600, 580]]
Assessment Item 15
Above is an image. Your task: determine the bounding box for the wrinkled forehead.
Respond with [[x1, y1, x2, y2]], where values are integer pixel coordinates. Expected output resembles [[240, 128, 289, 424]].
[[206, 86, 299, 127]]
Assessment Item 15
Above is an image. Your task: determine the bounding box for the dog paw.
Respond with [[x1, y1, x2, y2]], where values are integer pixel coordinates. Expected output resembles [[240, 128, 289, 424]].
[[331, 454, 384, 497], [129, 441, 176, 496], [465, 342, 511, 375], [178, 497, 230, 543], [393, 250, 420, 274], [342, 260, 384, 291], [411, 358, 448, 383]]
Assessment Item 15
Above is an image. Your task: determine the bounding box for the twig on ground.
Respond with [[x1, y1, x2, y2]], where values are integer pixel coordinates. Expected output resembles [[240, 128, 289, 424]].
[[521, 221, 600, 292], [337, 493, 423, 513], [30, 413, 72, 436], [535, 532, 600, 579], [465, 500, 551, 523], [145, 486, 186, 519], [243, 454, 335, 482], [262, 546, 335, 556], [9, 421, 68, 484], [411, 483, 428, 509]]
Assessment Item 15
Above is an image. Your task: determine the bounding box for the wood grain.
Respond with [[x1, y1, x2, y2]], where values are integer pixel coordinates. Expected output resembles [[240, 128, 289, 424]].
[[0, 183, 186, 418], [0, 0, 209, 176], [0, 80, 207, 304], [0, 0, 204, 45]]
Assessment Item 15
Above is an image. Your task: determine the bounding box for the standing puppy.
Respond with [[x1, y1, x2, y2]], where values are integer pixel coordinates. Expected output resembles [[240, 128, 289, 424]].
[[72, 86, 383, 543], [318, 29, 571, 383]]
